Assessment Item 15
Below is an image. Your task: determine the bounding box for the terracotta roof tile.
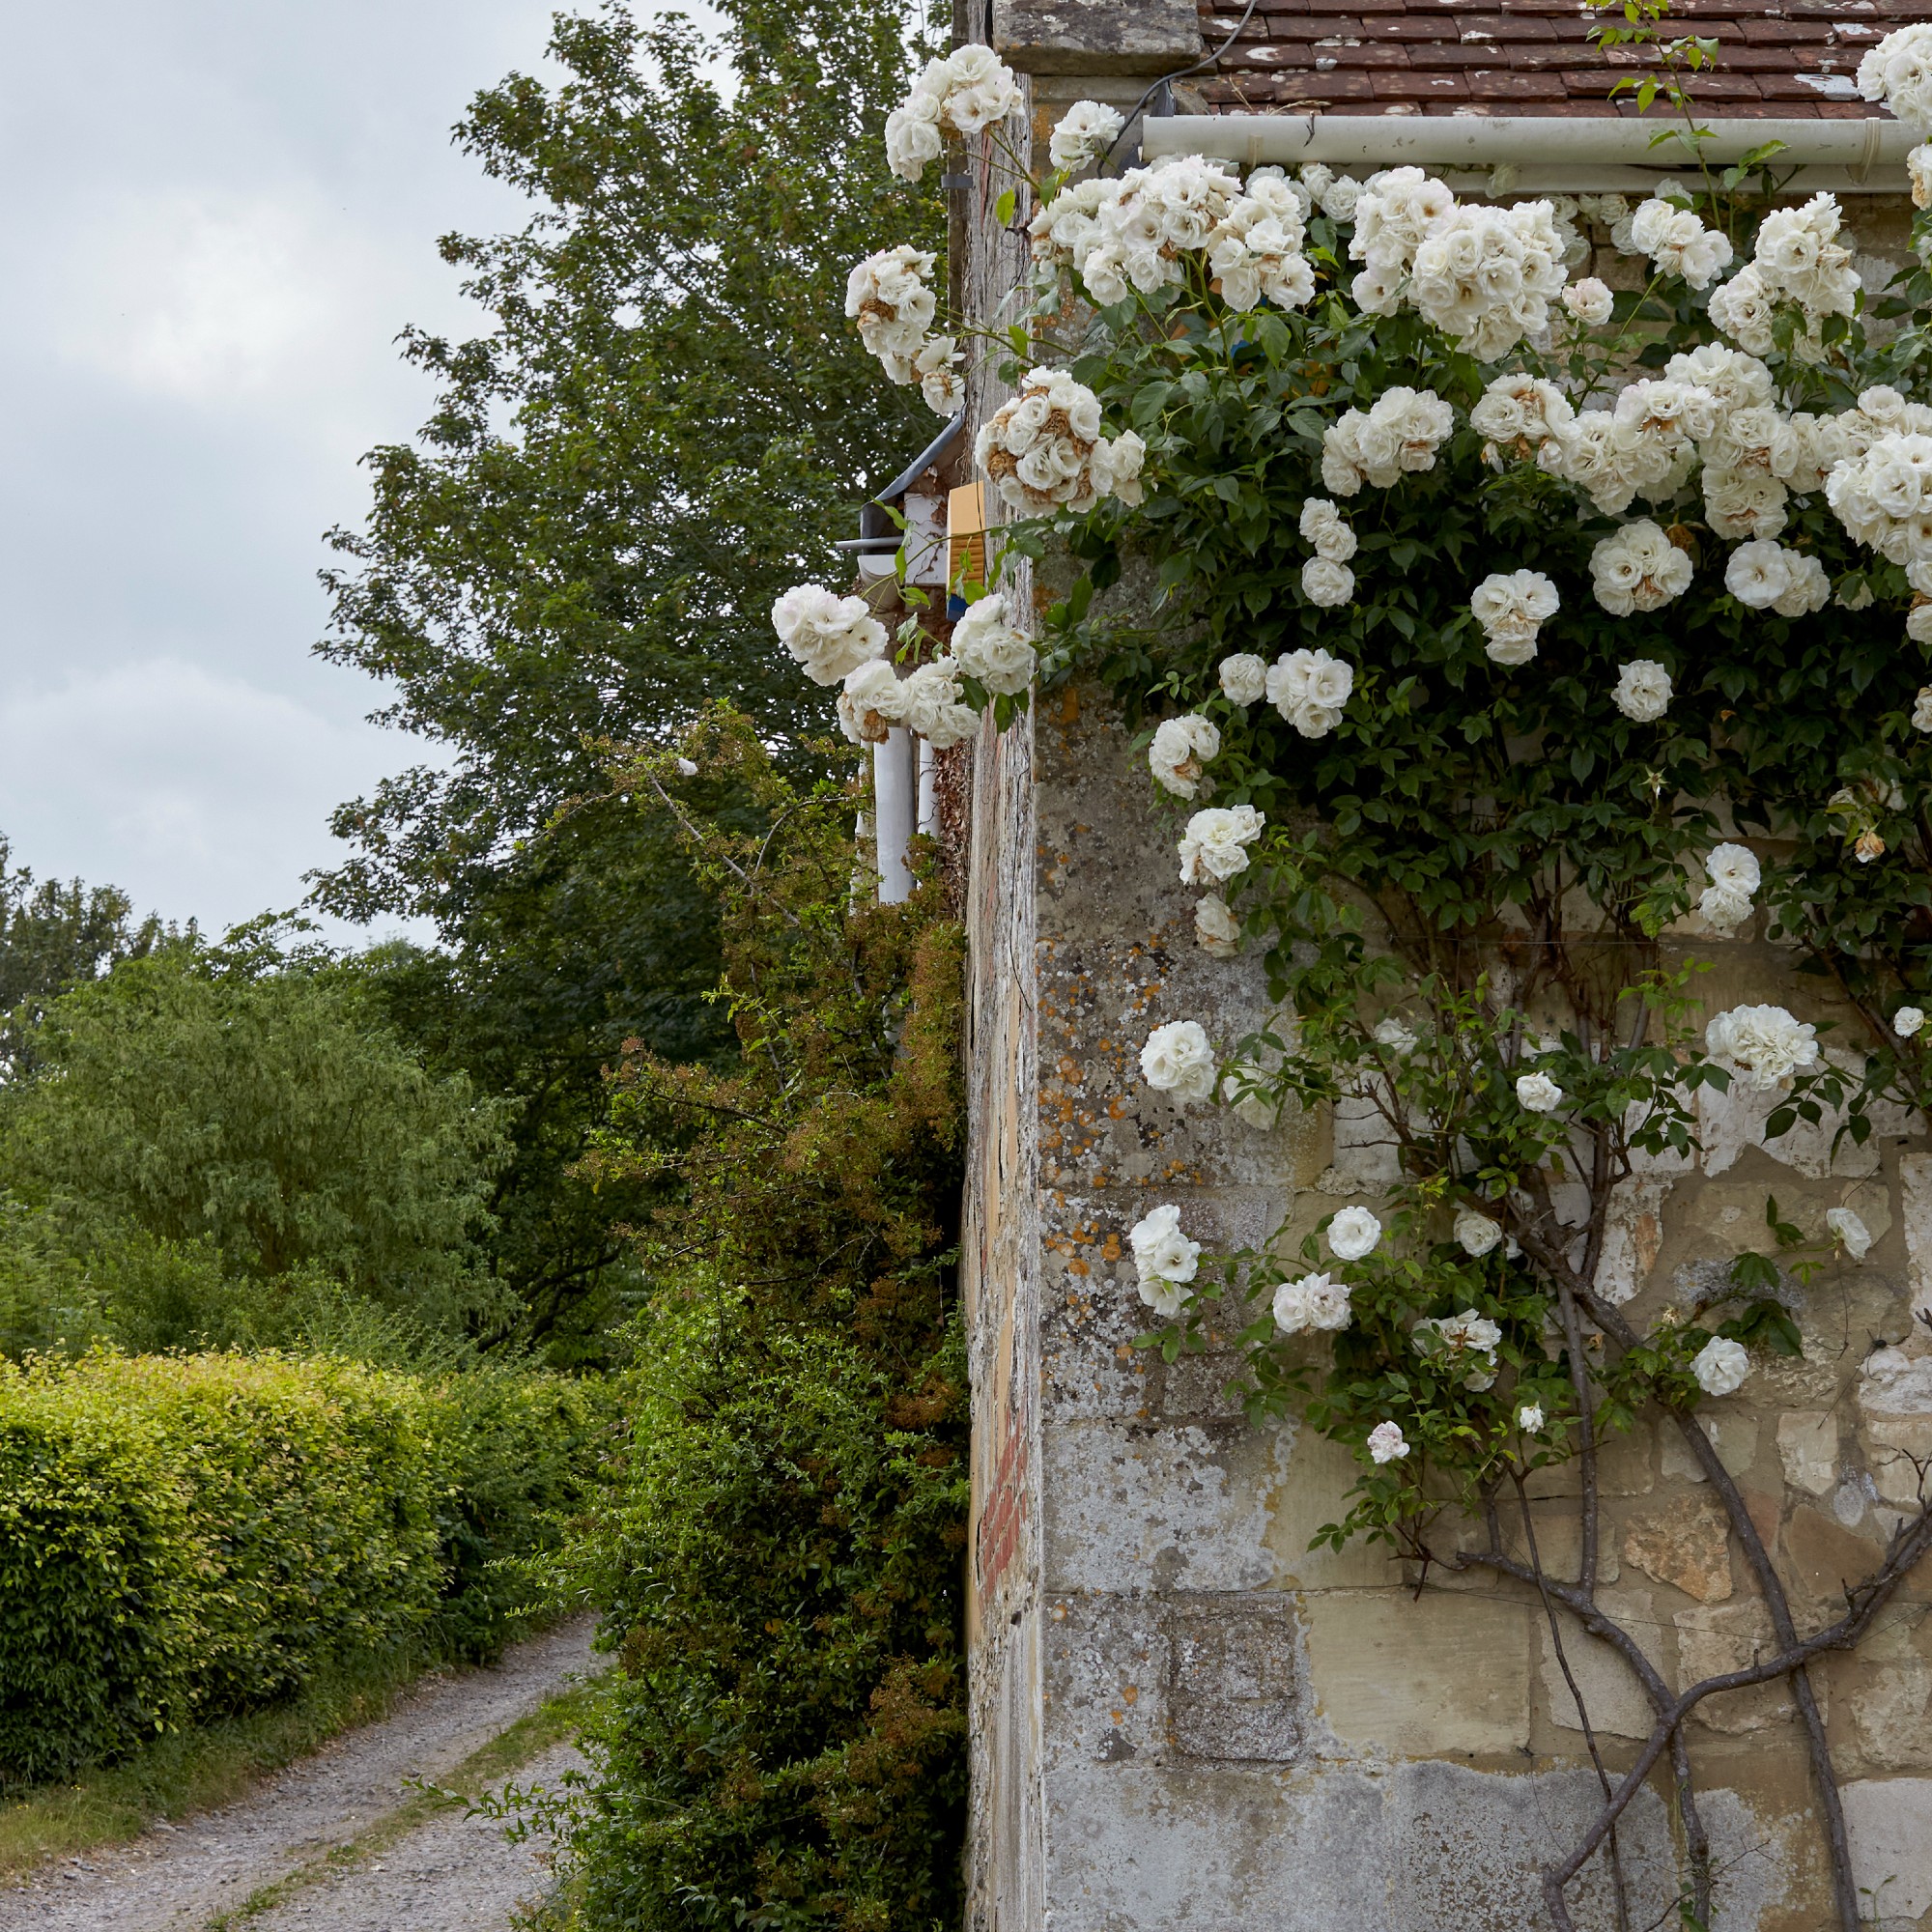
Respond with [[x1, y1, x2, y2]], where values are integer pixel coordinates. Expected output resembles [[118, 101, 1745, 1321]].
[[1192, 0, 1932, 115]]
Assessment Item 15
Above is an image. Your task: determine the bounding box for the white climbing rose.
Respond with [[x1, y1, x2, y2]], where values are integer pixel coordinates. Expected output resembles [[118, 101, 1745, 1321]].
[[1048, 99, 1124, 173], [1518, 1403, 1546, 1433], [1178, 804, 1265, 885], [1127, 1203, 1200, 1317], [1218, 653, 1268, 706], [1915, 689, 1932, 733], [900, 659, 980, 749], [1265, 648, 1353, 738], [1705, 1004, 1820, 1090], [1896, 1006, 1926, 1037], [1455, 1208, 1502, 1258], [1367, 1421, 1408, 1464], [1516, 1071, 1564, 1114], [1470, 569, 1560, 666], [1272, 1270, 1353, 1335], [1692, 1335, 1751, 1398], [1139, 1020, 1217, 1104], [1375, 1016, 1419, 1054], [1612, 660, 1673, 724], [950, 594, 1037, 696], [1697, 842, 1759, 933], [1299, 497, 1358, 562], [1148, 714, 1221, 800], [1301, 557, 1355, 608], [1194, 895, 1241, 957], [1826, 1207, 1872, 1262], [1326, 1206, 1382, 1262], [1590, 520, 1693, 616], [1562, 277, 1613, 325], [838, 660, 906, 746], [771, 584, 888, 684]]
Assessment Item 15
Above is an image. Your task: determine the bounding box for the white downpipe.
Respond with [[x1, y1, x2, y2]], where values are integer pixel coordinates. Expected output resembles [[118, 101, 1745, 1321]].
[[1143, 113, 1914, 193], [874, 726, 919, 904], [917, 738, 938, 837]]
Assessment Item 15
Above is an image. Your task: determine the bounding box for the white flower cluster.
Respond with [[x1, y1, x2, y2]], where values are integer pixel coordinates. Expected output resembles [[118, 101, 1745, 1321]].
[[1321, 386, 1455, 496], [1629, 192, 1733, 290], [1692, 1335, 1751, 1398], [1470, 570, 1559, 666], [1589, 521, 1693, 616], [1195, 894, 1240, 956], [950, 595, 1037, 696], [975, 367, 1146, 515], [1140, 1018, 1217, 1104], [1127, 1204, 1200, 1318], [1402, 198, 1572, 357], [1298, 162, 1363, 222], [834, 654, 981, 752], [1179, 804, 1265, 884], [772, 585, 886, 685], [1414, 1309, 1503, 1390], [1859, 23, 1932, 138], [1470, 374, 1575, 458], [838, 661, 902, 745], [1273, 1269, 1352, 1335], [1705, 1003, 1820, 1091], [1048, 99, 1124, 174], [845, 246, 938, 384], [1723, 539, 1831, 617], [1266, 648, 1354, 739], [1711, 193, 1858, 361], [1826, 429, 1932, 568], [1299, 498, 1357, 608], [1208, 168, 1318, 313], [885, 45, 1022, 182], [1149, 713, 1220, 799], [1696, 841, 1760, 935]]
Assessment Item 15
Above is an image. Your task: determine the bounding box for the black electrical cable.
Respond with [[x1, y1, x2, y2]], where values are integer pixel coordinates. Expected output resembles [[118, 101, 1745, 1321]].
[[1097, 0, 1264, 177]]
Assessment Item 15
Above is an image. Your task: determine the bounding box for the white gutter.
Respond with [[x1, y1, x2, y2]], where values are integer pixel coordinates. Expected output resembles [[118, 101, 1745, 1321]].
[[1143, 113, 1915, 193]]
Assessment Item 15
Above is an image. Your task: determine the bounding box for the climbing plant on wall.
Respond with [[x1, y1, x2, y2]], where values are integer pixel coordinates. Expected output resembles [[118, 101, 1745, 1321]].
[[767, 14, 1932, 1931]]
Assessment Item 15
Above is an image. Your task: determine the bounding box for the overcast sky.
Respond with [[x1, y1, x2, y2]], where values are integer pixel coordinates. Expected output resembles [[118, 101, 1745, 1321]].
[[0, 3, 590, 939]]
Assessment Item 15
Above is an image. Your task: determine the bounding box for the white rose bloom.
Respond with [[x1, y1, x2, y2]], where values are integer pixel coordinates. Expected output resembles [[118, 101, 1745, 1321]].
[[1703, 468, 1789, 543], [1913, 142, 1932, 210], [845, 244, 939, 375], [1375, 1016, 1419, 1054], [1416, 1309, 1503, 1386], [900, 658, 980, 749], [1321, 386, 1455, 495], [1266, 648, 1354, 739], [1327, 1206, 1382, 1262], [1774, 553, 1832, 618], [884, 91, 945, 183], [1139, 1019, 1218, 1105], [1470, 569, 1559, 665], [976, 366, 1145, 515], [1273, 1269, 1353, 1335], [1629, 194, 1734, 289], [1705, 1003, 1821, 1090], [1698, 885, 1752, 935], [1300, 162, 1335, 200], [1518, 1403, 1546, 1433], [1861, 25, 1932, 138], [838, 660, 906, 746], [1590, 522, 1693, 616], [1897, 1004, 1927, 1038], [1612, 659, 1673, 724], [1301, 557, 1356, 609], [1319, 173, 1363, 221], [1516, 1071, 1564, 1114], [1915, 688, 1932, 733], [1194, 894, 1241, 957], [1470, 376, 1575, 452], [1614, 377, 1718, 447], [1049, 99, 1125, 172], [1910, 604, 1932, 646], [1179, 804, 1265, 884], [951, 594, 1037, 696], [1691, 1335, 1751, 1398], [1724, 539, 1799, 611], [1299, 497, 1358, 562], [1149, 713, 1222, 799], [1667, 343, 1775, 412], [1826, 1207, 1872, 1263], [1127, 1203, 1201, 1317], [1562, 277, 1614, 325], [914, 335, 964, 415], [1455, 1208, 1502, 1258], [772, 584, 888, 684], [1704, 842, 1761, 897], [1708, 263, 1782, 357], [1218, 653, 1268, 706], [1367, 1420, 1409, 1464]]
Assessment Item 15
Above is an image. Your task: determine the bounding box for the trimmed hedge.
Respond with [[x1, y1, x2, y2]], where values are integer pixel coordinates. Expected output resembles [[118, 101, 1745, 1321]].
[[0, 1350, 608, 1785]]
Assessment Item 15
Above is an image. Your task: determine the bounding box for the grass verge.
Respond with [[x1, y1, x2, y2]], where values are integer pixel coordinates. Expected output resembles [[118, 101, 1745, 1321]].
[[0, 1640, 455, 1881]]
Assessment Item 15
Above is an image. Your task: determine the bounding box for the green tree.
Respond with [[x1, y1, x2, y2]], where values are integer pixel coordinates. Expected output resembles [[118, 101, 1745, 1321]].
[[311, 0, 940, 1348], [0, 949, 511, 1341]]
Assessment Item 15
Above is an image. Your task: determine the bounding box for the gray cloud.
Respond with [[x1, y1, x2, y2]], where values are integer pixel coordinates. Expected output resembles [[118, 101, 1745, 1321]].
[[0, 1, 571, 936]]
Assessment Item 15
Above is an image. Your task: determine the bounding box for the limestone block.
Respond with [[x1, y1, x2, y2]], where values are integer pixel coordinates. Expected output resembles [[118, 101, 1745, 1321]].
[[1304, 1591, 1532, 1755], [1856, 1346, 1932, 1509], [1697, 1048, 1903, 1179], [1264, 1424, 1409, 1590], [1537, 1618, 1657, 1741], [1783, 1504, 1887, 1610], [1166, 1597, 1303, 1763], [1042, 1593, 1172, 1768], [992, 0, 1203, 75], [1662, 1413, 1758, 1486], [1624, 1492, 1735, 1602], [1842, 1776, 1932, 1924], [1674, 1600, 1797, 1735], [1041, 1417, 1287, 1594], [1850, 1662, 1932, 1773], [1322, 1093, 1402, 1191], [1596, 1174, 1674, 1304], [1776, 1409, 1838, 1496], [1902, 1151, 1932, 1303]]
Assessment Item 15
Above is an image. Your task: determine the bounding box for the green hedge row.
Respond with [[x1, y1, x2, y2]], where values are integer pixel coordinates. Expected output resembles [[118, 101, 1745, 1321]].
[[0, 1350, 609, 1785]]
